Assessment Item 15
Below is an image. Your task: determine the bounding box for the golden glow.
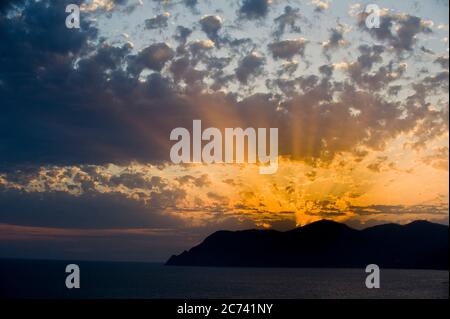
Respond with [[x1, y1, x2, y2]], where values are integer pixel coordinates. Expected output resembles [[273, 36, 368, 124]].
[[2, 132, 447, 229]]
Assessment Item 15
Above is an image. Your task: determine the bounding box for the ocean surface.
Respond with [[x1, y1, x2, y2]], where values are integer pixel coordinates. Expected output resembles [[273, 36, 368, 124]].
[[0, 259, 448, 299]]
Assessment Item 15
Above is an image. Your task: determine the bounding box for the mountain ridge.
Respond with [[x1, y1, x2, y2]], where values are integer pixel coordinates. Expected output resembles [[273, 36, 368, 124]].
[[166, 219, 449, 269]]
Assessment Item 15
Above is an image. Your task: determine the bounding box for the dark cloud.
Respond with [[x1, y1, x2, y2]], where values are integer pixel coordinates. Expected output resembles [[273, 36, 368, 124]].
[[0, 189, 182, 229], [403, 80, 448, 150], [322, 26, 346, 55], [328, 28, 344, 45], [420, 46, 435, 55], [239, 0, 270, 20], [358, 11, 432, 53], [318, 64, 333, 77], [184, 0, 198, 9], [176, 174, 210, 187], [226, 37, 255, 53], [0, 0, 26, 13], [110, 173, 166, 189], [343, 44, 408, 91], [277, 83, 429, 162], [169, 56, 206, 86], [92, 42, 133, 69], [273, 6, 302, 38], [235, 52, 265, 83], [199, 15, 222, 44], [146, 72, 176, 98], [174, 26, 192, 46], [348, 62, 407, 91], [435, 55, 449, 69], [349, 204, 449, 217], [0, 1, 96, 56], [268, 39, 307, 60], [145, 12, 170, 29], [356, 44, 384, 69], [113, 0, 129, 6], [127, 42, 175, 74], [277, 61, 299, 76], [388, 85, 402, 96], [0, 0, 447, 170]]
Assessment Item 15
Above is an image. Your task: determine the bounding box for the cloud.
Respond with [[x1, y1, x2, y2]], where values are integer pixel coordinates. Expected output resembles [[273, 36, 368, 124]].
[[176, 174, 210, 187], [0, 0, 25, 13], [199, 15, 223, 44], [80, 0, 119, 12], [169, 56, 207, 85], [188, 39, 215, 57], [422, 147, 449, 171], [278, 60, 299, 76], [322, 25, 347, 55], [435, 55, 449, 69], [273, 6, 302, 38], [338, 44, 411, 91], [0, 0, 447, 171], [311, 0, 329, 13], [235, 52, 266, 83], [128, 42, 175, 73], [110, 172, 165, 189], [357, 10, 433, 53], [349, 204, 449, 217], [174, 25, 192, 45], [184, 0, 198, 9], [239, 0, 271, 20], [0, 189, 182, 229], [292, 198, 449, 228], [145, 12, 170, 29], [1, 1, 97, 56], [366, 156, 395, 172], [268, 38, 307, 60], [318, 64, 333, 77]]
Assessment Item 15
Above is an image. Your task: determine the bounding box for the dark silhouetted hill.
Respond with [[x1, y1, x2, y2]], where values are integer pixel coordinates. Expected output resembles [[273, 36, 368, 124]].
[[166, 220, 449, 269]]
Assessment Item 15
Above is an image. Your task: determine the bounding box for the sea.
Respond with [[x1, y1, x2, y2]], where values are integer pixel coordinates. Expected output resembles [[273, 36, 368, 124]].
[[0, 259, 448, 299]]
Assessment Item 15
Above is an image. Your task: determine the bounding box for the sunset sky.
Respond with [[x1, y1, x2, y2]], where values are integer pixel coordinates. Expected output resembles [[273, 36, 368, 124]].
[[0, 0, 448, 261]]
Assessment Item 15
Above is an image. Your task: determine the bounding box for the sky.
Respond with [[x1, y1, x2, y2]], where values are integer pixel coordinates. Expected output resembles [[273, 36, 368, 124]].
[[0, 0, 448, 262]]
